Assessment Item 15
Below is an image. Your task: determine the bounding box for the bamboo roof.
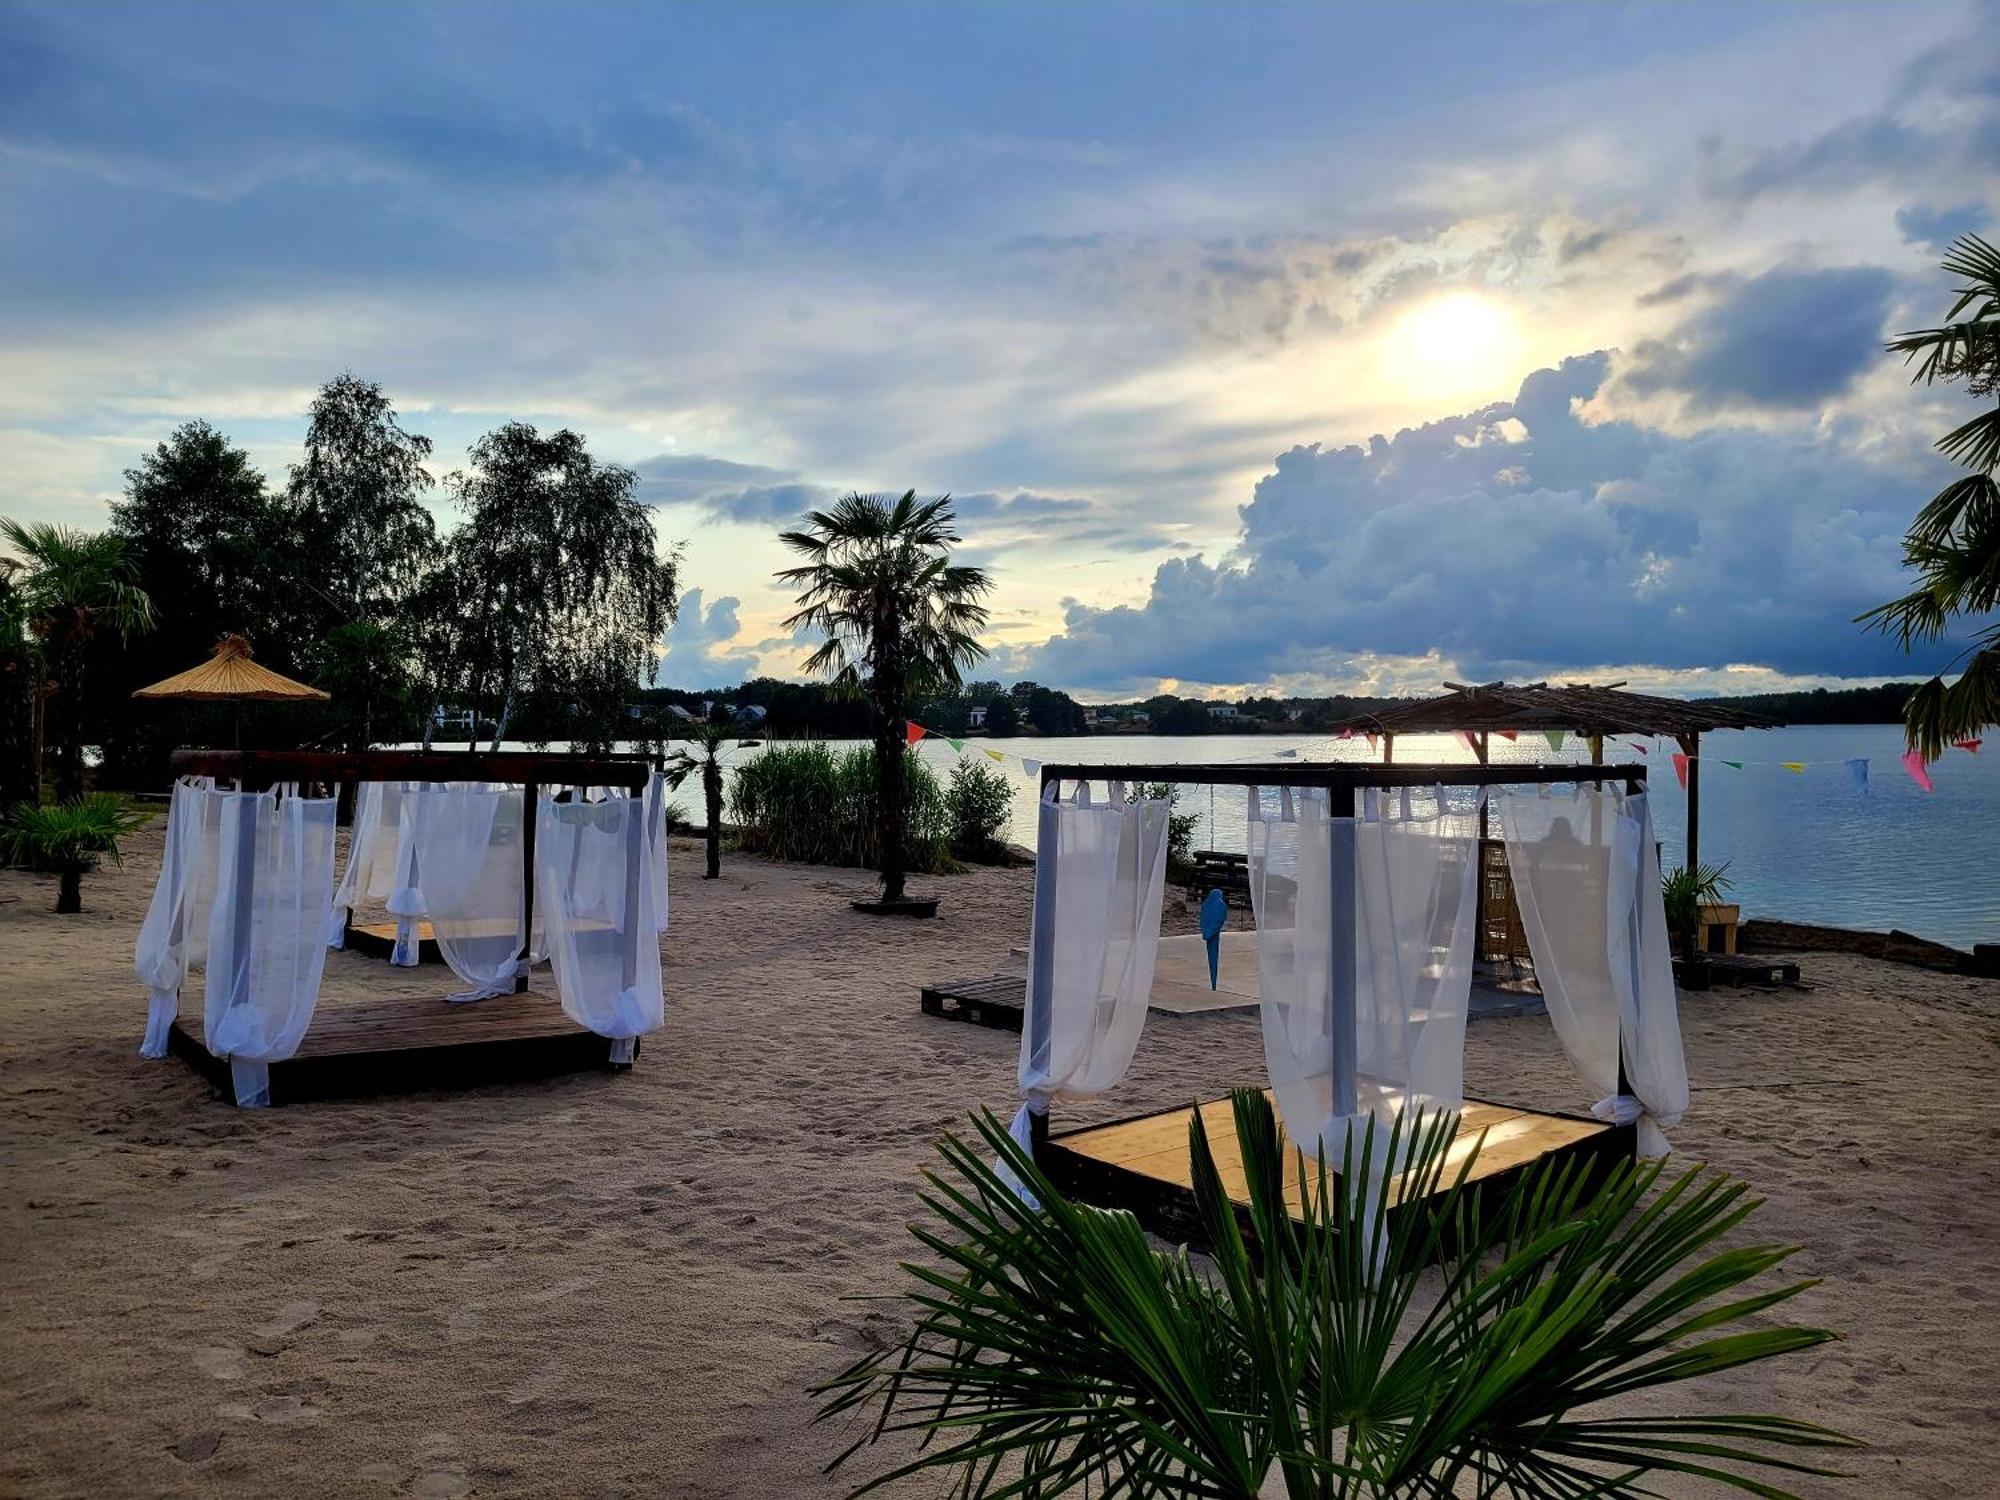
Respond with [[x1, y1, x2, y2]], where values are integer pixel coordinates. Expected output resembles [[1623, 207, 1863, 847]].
[[1327, 680, 1781, 741], [132, 635, 330, 703]]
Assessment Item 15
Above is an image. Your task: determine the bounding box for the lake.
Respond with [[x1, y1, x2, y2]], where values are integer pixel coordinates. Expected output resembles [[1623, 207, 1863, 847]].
[[689, 724, 1995, 949]]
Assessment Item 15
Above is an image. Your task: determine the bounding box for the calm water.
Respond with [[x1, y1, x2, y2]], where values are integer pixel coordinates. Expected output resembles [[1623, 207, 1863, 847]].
[[506, 724, 1994, 949]]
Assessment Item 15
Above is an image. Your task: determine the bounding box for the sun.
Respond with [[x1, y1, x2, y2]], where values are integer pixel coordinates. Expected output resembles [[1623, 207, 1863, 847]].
[[1381, 291, 1525, 406]]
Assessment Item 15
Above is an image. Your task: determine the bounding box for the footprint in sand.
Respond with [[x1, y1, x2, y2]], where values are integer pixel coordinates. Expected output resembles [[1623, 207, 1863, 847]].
[[408, 1431, 470, 1498], [217, 1394, 323, 1424], [505, 1360, 561, 1406], [248, 1297, 321, 1352], [193, 1346, 248, 1381]]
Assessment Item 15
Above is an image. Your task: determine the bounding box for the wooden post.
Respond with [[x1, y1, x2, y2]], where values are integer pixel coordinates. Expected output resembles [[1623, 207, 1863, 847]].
[[1679, 733, 1700, 876], [517, 780, 538, 994], [1327, 779, 1358, 1122], [1381, 733, 1394, 765]]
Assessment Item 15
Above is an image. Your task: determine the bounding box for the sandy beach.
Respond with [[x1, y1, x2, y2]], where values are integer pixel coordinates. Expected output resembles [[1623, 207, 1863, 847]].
[[4, 822, 1999, 1498]]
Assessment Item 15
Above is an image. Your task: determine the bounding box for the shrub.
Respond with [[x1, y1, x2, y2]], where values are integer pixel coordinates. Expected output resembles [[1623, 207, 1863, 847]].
[[729, 743, 954, 873], [1, 793, 154, 913], [946, 758, 1013, 862]]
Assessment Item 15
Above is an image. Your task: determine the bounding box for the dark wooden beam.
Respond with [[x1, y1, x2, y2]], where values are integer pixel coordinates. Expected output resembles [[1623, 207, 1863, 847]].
[[1036, 760, 1646, 794], [170, 749, 651, 791]]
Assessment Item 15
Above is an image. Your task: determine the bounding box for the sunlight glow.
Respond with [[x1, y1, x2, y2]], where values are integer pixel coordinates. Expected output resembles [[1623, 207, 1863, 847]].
[[1381, 291, 1526, 406]]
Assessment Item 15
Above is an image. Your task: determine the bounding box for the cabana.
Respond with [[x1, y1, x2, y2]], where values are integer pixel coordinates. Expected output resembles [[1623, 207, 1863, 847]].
[[133, 749, 671, 1107], [1328, 679, 1782, 881], [1009, 758, 1688, 1250]]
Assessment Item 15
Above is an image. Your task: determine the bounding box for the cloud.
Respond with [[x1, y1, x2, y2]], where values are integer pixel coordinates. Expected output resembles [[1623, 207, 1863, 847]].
[[1896, 202, 1993, 253], [657, 587, 762, 688], [1012, 353, 1958, 697], [1616, 265, 1895, 413]]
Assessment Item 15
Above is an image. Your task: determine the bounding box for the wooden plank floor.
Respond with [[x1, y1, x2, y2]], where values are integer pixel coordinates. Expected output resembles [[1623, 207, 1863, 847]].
[[345, 919, 441, 964], [168, 988, 622, 1105], [1042, 1091, 1628, 1248]]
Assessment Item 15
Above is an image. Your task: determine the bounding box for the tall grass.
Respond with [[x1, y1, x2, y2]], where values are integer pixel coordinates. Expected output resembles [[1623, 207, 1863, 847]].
[[729, 743, 955, 872]]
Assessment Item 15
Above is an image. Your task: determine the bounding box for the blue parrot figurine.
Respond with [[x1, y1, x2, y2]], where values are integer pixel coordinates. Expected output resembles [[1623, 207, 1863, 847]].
[[1199, 888, 1228, 990]]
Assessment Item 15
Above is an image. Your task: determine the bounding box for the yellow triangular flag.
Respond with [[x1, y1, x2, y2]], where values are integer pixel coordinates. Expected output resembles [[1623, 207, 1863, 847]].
[[984, 748, 1005, 762], [1782, 761, 1807, 773]]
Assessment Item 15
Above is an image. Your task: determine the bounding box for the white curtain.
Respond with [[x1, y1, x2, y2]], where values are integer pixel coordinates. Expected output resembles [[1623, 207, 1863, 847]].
[[1012, 782, 1172, 1165], [405, 784, 528, 1002], [134, 777, 222, 1058], [324, 780, 400, 948], [385, 783, 425, 966], [1246, 785, 1480, 1166], [644, 769, 671, 934], [1496, 786, 1689, 1156], [535, 793, 665, 1060], [203, 789, 337, 1107]]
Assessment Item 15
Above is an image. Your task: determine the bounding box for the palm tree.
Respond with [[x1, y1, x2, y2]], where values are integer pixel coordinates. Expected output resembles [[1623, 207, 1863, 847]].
[[819, 1090, 1855, 1497], [1, 793, 153, 912], [663, 718, 759, 879], [1861, 233, 2000, 758], [777, 492, 991, 906], [0, 520, 156, 799]]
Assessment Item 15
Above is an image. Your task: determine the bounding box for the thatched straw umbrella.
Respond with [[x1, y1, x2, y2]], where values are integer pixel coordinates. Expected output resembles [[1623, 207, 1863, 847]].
[[133, 634, 328, 746]]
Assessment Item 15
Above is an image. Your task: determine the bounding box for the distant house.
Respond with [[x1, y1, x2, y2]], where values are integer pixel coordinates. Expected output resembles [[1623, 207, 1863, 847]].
[[664, 704, 700, 722], [1208, 703, 1241, 720], [968, 705, 988, 729], [733, 704, 767, 725], [1128, 710, 1149, 728], [1081, 706, 1100, 726]]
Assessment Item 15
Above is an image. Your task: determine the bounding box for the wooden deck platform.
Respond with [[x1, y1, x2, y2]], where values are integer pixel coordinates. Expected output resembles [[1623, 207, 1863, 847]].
[[167, 989, 628, 1106], [1040, 1092, 1631, 1253]]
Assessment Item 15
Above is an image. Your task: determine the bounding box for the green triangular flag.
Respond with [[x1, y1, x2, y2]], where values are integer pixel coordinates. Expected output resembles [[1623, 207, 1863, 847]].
[[1544, 729, 1566, 752], [1723, 759, 1743, 769], [948, 738, 966, 753]]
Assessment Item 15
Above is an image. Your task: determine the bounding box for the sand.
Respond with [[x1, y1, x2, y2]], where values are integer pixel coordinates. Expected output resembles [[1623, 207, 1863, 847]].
[[3, 821, 1999, 1498]]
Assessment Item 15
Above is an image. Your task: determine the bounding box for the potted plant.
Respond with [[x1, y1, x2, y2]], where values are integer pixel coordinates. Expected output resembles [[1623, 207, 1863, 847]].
[[1663, 859, 1732, 988]]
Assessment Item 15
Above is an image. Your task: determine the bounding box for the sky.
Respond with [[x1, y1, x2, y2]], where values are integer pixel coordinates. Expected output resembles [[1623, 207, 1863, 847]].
[[2, 0, 1996, 700]]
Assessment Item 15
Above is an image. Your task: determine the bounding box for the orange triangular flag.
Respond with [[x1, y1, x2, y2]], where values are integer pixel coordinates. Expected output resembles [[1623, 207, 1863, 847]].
[[905, 721, 926, 746], [1953, 738, 1981, 754]]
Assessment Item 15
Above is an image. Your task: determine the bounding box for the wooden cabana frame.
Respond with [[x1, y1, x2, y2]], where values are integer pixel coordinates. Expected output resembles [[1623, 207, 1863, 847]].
[[1024, 758, 1648, 1251], [162, 748, 656, 1105], [1325, 680, 1780, 879]]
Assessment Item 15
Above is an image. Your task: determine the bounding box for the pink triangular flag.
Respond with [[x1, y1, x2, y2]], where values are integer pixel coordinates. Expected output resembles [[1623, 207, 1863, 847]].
[[1901, 750, 1934, 792], [1455, 730, 1479, 756], [1339, 728, 1354, 740], [1953, 738, 1981, 754], [1670, 752, 1690, 790], [1365, 733, 1379, 755]]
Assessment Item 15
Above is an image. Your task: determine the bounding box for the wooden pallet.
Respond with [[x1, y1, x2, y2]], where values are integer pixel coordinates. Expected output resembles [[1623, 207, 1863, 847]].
[[1040, 1092, 1631, 1258], [920, 974, 1026, 1030], [1704, 953, 1802, 989], [167, 989, 629, 1106]]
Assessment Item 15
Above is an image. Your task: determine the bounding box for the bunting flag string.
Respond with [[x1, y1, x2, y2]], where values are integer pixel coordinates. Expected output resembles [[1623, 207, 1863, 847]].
[[1902, 749, 1935, 793]]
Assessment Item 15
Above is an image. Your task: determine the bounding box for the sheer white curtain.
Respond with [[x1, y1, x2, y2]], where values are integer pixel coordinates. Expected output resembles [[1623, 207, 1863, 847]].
[[134, 777, 222, 1057], [203, 789, 337, 1107], [535, 793, 664, 1062], [1012, 782, 1172, 1165], [385, 783, 424, 966], [1496, 785, 1688, 1156], [406, 785, 527, 1002], [325, 780, 398, 947], [644, 769, 671, 934], [1247, 785, 1480, 1164]]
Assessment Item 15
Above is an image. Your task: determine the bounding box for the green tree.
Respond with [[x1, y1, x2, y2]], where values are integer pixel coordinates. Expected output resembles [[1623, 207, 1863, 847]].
[[778, 491, 993, 905], [316, 621, 419, 751], [0, 559, 42, 807], [982, 693, 1019, 736], [284, 375, 439, 636], [820, 1090, 1855, 1498], [420, 423, 679, 749], [0, 520, 155, 799], [1862, 233, 2000, 757], [663, 718, 757, 879], [103, 420, 290, 779]]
